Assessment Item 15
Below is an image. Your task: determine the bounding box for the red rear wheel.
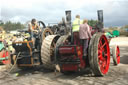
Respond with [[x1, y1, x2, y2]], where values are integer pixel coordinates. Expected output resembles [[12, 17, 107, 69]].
[[89, 33, 110, 76], [112, 45, 120, 65]]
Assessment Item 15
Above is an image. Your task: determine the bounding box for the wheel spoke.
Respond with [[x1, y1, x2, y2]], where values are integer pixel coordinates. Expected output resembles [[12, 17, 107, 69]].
[[101, 42, 106, 49], [103, 60, 107, 68], [100, 63, 104, 73], [98, 49, 102, 54], [98, 54, 102, 60], [99, 39, 102, 46], [100, 58, 107, 70]]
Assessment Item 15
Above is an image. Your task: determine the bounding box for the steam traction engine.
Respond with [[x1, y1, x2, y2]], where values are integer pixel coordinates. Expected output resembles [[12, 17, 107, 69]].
[[41, 10, 120, 76], [10, 21, 54, 69]]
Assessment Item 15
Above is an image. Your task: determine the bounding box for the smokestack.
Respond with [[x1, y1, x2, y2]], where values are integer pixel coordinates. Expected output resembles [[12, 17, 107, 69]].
[[65, 10, 72, 34], [98, 10, 103, 23], [97, 10, 104, 31], [65, 10, 71, 24]]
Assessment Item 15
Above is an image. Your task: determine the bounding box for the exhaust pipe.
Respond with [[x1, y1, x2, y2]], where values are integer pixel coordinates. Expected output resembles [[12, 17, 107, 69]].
[[65, 10, 71, 34], [65, 10, 74, 43], [97, 10, 104, 32]]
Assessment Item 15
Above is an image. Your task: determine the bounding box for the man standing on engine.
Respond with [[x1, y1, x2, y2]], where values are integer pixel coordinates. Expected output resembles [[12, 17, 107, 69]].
[[28, 19, 40, 33], [28, 19, 40, 49], [79, 19, 92, 56], [72, 15, 83, 32]]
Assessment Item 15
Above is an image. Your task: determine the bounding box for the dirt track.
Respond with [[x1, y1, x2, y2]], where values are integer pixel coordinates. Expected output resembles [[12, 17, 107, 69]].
[[0, 37, 128, 85]]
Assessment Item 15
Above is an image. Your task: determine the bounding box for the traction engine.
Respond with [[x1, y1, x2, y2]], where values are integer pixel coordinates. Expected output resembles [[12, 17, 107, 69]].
[[41, 10, 120, 76]]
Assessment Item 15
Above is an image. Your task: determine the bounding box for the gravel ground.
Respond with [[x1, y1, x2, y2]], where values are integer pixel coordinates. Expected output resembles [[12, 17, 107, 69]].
[[0, 37, 128, 85]]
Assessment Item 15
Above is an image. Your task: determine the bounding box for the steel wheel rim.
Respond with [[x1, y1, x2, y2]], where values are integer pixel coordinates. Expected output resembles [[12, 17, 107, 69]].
[[116, 46, 120, 64], [98, 35, 110, 74], [42, 28, 53, 41], [45, 31, 52, 37]]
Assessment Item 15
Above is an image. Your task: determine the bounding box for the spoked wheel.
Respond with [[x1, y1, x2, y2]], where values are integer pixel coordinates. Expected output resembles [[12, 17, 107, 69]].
[[89, 33, 110, 76], [41, 35, 60, 70], [42, 28, 53, 41], [112, 45, 120, 65]]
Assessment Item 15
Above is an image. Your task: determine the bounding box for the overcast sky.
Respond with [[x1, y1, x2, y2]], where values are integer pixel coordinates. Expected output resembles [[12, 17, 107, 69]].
[[0, 0, 128, 27]]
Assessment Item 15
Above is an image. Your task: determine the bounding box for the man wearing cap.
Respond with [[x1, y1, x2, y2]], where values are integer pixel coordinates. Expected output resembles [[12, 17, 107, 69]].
[[72, 15, 83, 32]]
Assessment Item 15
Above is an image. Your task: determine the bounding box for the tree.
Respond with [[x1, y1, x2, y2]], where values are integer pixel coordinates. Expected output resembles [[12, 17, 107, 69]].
[[88, 19, 98, 27], [0, 20, 4, 26], [2, 21, 25, 31]]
